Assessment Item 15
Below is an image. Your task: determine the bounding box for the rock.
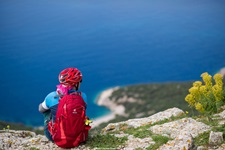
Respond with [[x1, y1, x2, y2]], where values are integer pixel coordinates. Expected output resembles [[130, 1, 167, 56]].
[[209, 131, 224, 146], [150, 118, 211, 138], [212, 110, 225, 125], [216, 143, 225, 150], [103, 107, 185, 133], [217, 110, 225, 119], [197, 146, 207, 150], [150, 118, 211, 149], [158, 131, 195, 150], [125, 135, 155, 150], [0, 130, 90, 150]]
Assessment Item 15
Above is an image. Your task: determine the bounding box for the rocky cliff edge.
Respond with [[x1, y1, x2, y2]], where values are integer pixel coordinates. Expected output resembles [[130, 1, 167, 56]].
[[1, 107, 225, 150]]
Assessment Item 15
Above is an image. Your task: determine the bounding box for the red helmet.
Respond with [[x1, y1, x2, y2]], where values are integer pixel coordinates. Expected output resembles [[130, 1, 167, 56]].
[[58, 68, 82, 86]]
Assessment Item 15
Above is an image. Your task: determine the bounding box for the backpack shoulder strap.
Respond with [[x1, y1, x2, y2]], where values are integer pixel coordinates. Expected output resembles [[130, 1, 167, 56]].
[[69, 91, 81, 96]]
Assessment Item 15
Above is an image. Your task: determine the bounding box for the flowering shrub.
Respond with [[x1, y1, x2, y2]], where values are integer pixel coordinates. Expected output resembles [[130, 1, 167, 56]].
[[185, 72, 225, 115]]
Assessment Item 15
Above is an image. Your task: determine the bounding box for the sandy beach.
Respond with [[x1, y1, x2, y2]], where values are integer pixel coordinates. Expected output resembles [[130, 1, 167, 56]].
[[92, 87, 123, 128], [91, 113, 115, 128]]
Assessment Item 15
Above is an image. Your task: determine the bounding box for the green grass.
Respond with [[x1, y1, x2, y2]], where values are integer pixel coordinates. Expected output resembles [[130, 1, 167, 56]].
[[147, 135, 171, 150], [121, 123, 171, 150], [123, 124, 153, 138], [194, 131, 210, 146], [212, 123, 225, 139], [30, 148, 40, 150], [86, 134, 127, 149]]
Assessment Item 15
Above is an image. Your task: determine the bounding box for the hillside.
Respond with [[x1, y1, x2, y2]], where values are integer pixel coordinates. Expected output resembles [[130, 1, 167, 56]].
[[94, 81, 199, 130], [109, 81, 194, 116]]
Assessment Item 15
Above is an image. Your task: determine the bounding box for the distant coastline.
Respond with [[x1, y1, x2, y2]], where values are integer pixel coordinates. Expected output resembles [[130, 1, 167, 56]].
[[92, 67, 225, 128], [92, 87, 126, 128]]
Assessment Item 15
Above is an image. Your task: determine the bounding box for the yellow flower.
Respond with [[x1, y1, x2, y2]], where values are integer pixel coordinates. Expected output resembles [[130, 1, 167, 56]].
[[185, 94, 195, 106], [193, 81, 202, 87], [212, 85, 223, 101], [199, 85, 211, 97], [213, 73, 223, 88], [189, 87, 201, 100], [189, 87, 198, 94], [199, 85, 207, 93], [85, 119, 92, 125], [201, 72, 212, 88], [195, 103, 204, 113]]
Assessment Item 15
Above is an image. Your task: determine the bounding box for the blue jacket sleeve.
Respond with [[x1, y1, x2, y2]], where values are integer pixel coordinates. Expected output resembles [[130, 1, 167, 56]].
[[81, 92, 87, 104]]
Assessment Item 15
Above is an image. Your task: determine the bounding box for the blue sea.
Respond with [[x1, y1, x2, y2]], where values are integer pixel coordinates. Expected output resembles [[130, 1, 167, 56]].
[[0, 0, 225, 126]]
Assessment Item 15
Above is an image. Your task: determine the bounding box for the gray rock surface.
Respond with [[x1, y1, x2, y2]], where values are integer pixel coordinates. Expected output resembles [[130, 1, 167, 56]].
[[209, 131, 224, 146]]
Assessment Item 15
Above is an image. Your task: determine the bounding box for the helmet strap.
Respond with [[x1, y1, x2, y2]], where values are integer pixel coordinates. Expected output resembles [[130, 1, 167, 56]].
[[75, 82, 82, 91]]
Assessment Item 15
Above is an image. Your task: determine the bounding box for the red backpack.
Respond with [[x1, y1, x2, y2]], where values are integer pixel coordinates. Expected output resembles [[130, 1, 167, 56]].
[[48, 92, 91, 148]]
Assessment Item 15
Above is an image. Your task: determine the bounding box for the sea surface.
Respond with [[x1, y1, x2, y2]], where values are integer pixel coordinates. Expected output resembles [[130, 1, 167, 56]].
[[0, 0, 225, 126]]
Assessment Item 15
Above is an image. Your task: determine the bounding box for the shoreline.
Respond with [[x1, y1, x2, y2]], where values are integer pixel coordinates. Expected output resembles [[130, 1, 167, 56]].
[[92, 86, 124, 128], [91, 112, 115, 128], [95, 86, 119, 105]]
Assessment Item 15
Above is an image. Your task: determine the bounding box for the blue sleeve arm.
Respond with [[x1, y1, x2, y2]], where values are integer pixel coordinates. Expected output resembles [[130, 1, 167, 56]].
[[81, 92, 87, 104], [38, 103, 48, 113], [39, 91, 59, 113]]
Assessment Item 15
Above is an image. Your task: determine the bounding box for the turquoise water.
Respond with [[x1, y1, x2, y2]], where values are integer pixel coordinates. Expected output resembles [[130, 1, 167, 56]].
[[0, 0, 225, 126]]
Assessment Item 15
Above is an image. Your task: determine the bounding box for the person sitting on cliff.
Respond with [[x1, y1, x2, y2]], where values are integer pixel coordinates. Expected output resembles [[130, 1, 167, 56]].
[[38, 67, 89, 144]]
